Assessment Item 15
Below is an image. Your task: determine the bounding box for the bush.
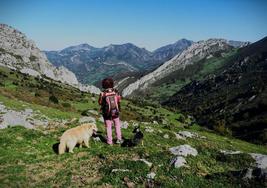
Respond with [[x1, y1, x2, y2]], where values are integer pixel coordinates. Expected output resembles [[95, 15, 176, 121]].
[[214, 119, 232, 135], [62, 102, 71, 108], [49, 95, 59, 104], [81, 110, 90, 116], [176, 114, 186, 123], [35, 92, 41, 97]]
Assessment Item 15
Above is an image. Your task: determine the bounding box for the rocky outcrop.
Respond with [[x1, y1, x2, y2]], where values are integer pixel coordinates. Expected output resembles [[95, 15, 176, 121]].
[[226, 40, 250, 48], [0, 24, 100, 94], [122, 39, 232, 97], [0, 24, 79, 85]]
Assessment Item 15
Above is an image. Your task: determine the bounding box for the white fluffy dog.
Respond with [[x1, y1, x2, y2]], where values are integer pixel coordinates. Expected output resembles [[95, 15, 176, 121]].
[[58, 123, 97, 154]]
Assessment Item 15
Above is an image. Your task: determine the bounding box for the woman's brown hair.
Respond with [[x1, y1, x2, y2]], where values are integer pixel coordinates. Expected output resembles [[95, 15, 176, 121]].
[[102, 78, 114, 89]]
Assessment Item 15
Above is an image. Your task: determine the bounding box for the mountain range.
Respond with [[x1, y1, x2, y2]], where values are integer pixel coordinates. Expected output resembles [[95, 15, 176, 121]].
[[45, 39, 249, 88], [122, 39, 239, 100], [44, 40, 194, 85]]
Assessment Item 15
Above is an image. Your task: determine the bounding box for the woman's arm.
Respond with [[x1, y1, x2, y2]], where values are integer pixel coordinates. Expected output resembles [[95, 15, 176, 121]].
[[98, 92, 103, 105], [117, 94, 121, 111]]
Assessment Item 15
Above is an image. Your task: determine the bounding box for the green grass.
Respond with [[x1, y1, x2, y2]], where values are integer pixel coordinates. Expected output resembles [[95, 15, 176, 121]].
[[0, 65, 267, 187], [0, 122, 266, 187], [0, 94, 80, 119]]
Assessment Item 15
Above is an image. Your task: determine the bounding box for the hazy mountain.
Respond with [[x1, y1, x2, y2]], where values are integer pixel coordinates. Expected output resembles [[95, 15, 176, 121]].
[[153, 39, 194, 61], [44, 39, 193, 85], [163, 36, 267, 144]]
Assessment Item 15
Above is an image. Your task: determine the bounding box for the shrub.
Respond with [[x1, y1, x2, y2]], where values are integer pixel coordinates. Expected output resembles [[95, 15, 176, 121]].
[[49, 95, 59, 104], [34, 92, 41, 97], [176, 114, 185, 123], [214, 119, 232, 135], [62, 102, 71, 108]]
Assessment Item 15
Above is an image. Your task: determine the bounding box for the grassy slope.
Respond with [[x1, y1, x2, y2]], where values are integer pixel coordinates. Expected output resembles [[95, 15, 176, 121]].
[[142, 49, 238, 104], [0, 66, 266, 187]]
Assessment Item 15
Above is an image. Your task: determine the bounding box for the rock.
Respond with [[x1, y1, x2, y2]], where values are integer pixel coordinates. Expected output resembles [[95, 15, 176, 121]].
[[145, 127, 154, 133], [163, 134, 169, 139], [111, 169, 130, 173], [220, 150, 242, 155], [68, 118, 78, 124], [24, 108, 33, 113], [0, 105, 52, 129], [153, 121, 158, 125], [175, 133, 186, 140], [78, 84, 101, 94], [142, 122, 150, 125], [98, 116, 104, 123], [169, 144, 198, 156], [158, 130, 163, 133], [177, 131, 196, 138], [0, 111, 33, 129], [147, 172, 156, 179], [121, 121, 129, 129], [243, 168, 267, 180], [123, 177, 135, 188], [79, 116, 96, 124], [162, 119, 168, 125], [250, 153, 267, 169], [170, 156, 187, 168], [132, 122, 139, 127], [88, 110, 98, 116], [32, 119, 49, 127], [16, 136, 23, 141], [0, 104, 7, 113], [137, 159, 153, 168], [248, 95, 256, 102], [20, 68, 41, 77], [93, 137, 101, 142]]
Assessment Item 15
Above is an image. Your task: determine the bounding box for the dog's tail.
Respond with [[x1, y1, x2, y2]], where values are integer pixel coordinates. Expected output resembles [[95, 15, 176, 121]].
[[58, 140, 66, 155]]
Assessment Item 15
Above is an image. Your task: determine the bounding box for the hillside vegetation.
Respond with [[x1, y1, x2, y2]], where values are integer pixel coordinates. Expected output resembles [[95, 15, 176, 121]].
[[164, 37, 267, 144], [0, 66, 266, 187], [141, 49, 238, 104]]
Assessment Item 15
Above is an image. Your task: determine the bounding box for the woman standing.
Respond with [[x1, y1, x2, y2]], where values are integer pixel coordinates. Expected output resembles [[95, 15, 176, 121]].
[[98, 78, 123, 145]]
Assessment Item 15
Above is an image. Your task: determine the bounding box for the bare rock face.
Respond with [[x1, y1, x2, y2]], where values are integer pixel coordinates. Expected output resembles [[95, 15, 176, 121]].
[[0, 24, 79, 85], [170, 156, 187, 168], [0, 24, 100, 94], [78, 84, 101, 94], [169, 144, 198, 156], [122, 39, 232, 97]]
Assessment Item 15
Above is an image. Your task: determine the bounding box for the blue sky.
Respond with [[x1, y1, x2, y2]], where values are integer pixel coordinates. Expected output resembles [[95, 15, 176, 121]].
[[1, 0, 267, 51]]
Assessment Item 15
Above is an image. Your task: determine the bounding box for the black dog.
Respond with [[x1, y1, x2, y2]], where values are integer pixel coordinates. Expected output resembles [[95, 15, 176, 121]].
[[121, 126, 144, 147]]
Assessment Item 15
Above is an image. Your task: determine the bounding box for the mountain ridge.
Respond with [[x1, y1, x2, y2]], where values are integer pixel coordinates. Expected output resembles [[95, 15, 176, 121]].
[[0, 24, 100, 94], [44, 39, 194, 85], [122, 38, 234, 97]]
